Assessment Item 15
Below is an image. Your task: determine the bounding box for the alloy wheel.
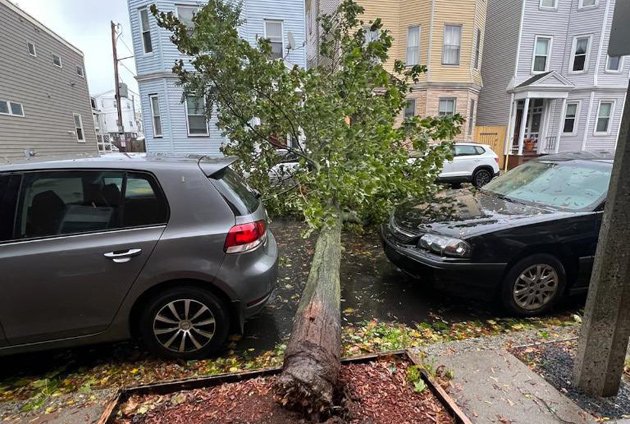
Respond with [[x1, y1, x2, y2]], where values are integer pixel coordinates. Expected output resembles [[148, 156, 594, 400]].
[[512, 264, 559, 311], [474, 170, 492, 187], [152, 299, 216, 353]]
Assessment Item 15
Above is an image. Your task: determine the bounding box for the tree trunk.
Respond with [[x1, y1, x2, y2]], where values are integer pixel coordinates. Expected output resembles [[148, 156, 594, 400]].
[[275, 217, 343, 415]]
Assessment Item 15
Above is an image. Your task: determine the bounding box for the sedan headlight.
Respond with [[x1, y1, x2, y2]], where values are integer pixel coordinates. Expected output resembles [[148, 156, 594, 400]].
[[419, 234, 471, 258]]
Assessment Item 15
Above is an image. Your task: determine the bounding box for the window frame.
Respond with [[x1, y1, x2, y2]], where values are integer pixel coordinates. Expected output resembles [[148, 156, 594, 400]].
[[404, 99, 416, 119], [76, 65, 85, 78], [594, 100, 615, 136], [605, 55, 624, 73], [569, 34, 592, 74], [578, 0, 598, 9], [264, 19, 285, 60], [175, 5, 199, 27], [406, 25, 421, 66], [454, 145, 481, 157], [0, 100, 25, 117], [539, 0, 558, 10], [27, 41, 37, 57], [438, 97, 457, 116], [562, 101, 581, 136], [474, 28, 482, 70], [139, 7, 154, 55], [184, 95, 209, 137], [442, 24, 462, 66], [52, 54, 62, 68], [149, 94, 163, 138], [468, 98, 476, 135], [73, 113, 85, 143], [531, 35, 553, 74]]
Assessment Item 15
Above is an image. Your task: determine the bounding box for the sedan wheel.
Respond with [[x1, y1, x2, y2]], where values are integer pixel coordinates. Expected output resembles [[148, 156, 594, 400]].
[[139, 287, 229, 359], [512, 265, 559, 311], [501, 254, 566, 316]]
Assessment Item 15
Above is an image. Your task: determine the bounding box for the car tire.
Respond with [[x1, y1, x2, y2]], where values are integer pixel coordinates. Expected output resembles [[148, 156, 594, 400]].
[[472, 168, 494, 188], [139, 287, 230, 359], [500, 254, 566, 317]]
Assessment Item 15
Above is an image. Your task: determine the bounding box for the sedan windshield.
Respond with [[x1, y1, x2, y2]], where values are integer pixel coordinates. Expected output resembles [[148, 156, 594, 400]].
[[482, 160, 611, 211]]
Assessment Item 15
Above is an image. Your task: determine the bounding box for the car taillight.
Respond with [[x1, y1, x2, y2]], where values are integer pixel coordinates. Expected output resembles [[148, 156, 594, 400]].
[[224, 220, 267, 254]]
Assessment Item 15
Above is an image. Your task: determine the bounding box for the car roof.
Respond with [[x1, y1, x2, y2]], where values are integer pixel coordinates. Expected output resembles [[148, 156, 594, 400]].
[[0, 153, 237, 177], [538, 150, 614, 164]]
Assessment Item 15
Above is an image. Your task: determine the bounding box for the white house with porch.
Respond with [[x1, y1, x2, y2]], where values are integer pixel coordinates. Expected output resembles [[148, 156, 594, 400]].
[[478, 0, 628, 168]]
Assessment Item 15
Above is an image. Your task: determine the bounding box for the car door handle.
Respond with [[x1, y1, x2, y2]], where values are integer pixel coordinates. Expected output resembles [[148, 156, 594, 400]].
[[104, 248, 142, 263]]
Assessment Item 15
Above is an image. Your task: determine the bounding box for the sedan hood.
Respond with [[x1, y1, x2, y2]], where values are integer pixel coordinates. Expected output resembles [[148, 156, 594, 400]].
[[393, 189, 574, 239]]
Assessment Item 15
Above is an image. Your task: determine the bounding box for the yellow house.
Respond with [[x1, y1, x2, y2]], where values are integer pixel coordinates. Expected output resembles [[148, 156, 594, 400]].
[[306, 0, 487, 140]]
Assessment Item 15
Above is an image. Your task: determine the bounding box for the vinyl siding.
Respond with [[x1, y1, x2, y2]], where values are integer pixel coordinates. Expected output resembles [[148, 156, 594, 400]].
[[0, 0, 98, 160], [477, 0, 521, 126]]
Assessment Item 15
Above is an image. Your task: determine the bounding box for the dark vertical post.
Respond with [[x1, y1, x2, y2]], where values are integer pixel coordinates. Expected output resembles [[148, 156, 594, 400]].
[[111, 21, 125, 152], [574, 82, 630, 396]]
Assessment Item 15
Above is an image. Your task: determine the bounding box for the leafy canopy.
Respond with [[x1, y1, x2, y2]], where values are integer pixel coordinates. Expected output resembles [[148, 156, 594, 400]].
[[152, 0, 462, 231]]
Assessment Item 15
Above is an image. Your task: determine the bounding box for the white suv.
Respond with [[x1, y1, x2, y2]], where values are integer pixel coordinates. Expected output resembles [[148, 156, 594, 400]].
[[439, 143, 500, 188]]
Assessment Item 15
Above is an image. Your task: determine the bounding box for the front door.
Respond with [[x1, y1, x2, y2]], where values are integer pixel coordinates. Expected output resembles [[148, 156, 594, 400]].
[[0, 169, 169, 345]]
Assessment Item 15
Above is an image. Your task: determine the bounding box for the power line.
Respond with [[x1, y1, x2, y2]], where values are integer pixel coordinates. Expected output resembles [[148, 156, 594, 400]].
[[119, 61, 137, 77]]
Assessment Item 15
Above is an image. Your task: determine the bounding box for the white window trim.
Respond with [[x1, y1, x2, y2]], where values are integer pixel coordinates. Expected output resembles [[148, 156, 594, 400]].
[[175, 5, 200, 26], [76, 65, 85, 78], [438, 97, 457, 115], [473, 28, 482, 70], [0, 100, 26, 117], [27, 41, 37, 57], [139, 7, 153, 55], [578, 0, 599, 9], [539, 0, 558, 10], [605, 55, 624, 74], [562, 101, 581, 136], [264, 19, 285, 60], [406, 25, 421, 66], [184, 96, 209, 137], [594, 100, 615, 136], [531, 35, 553, 74], [53, 54, 63, 68], [73, 113, 85, 143], [442, 24, 462, 66], [569, 34, 592, 74], [149, 94, 163, 138]]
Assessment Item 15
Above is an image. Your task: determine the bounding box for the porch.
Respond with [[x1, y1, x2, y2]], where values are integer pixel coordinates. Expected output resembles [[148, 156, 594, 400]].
[[505, 71, 575, 168]]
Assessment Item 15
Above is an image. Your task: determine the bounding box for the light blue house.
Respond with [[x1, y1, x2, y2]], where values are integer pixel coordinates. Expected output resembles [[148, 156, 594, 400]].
[[127, 0, 306, 155]]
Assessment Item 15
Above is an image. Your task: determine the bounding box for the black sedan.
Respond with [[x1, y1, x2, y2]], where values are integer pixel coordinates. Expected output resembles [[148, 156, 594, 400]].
[[381, 152, 612, 316]]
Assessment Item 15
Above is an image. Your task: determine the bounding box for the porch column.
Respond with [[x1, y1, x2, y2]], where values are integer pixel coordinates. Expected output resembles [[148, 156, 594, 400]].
[[555, 98, 567, 153], [517, 97, 530, 156], [505, 95, 517, 155]]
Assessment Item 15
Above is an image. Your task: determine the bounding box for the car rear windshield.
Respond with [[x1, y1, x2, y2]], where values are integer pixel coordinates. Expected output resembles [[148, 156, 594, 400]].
[[482, 160, 611, 211], [212, 168, 260, 216]]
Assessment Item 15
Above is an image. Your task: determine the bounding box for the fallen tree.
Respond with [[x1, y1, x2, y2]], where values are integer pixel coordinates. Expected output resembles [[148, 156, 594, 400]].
[[154, 0, 462, 416]]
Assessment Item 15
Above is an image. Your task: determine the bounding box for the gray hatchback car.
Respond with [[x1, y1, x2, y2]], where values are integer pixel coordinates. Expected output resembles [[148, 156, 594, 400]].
[[0, 154, 278, 359]]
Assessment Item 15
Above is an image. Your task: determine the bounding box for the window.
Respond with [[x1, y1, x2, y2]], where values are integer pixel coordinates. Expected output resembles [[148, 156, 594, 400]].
[[404, 99, 416, 118], [265, 20, 284, 60], [563, 102, 579, 134], [532, 36, 552, 73], [73, 114, 85, 142], [53, 54, 62, 68], [406, 26, 420, 66], [454, 145, 480, 156], [0, 100, 25, 117], [27, 42, 36, 57], [442, 25, 461, 65], [540, 0, 557, 9], [76, 65, 84, 78], [570, 35, 591, 72], [149, 95, 162, 138], [606, 55, 623, 73], [474, 29, 481, 69], [176, 5, 198, 27], [185, 96, 208, 136], [15, 171, 168, 239], [595, 101, 614, 134], [579, 0, 598, 8], [139, 8, 153, 54], [439, 98, 456, 116], [0, 174, 21, 242], [468, 99, 476, 134], [364, 26, 380, 44]]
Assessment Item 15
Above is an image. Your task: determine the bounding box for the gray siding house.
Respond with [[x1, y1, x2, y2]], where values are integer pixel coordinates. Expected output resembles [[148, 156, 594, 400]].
[[478, 0, 628, 165], [127, 0, 306, 155], [0, 0, 98, 161]]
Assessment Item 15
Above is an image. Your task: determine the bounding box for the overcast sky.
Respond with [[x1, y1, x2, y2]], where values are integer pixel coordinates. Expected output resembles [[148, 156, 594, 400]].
[[14, 0, 139, 96]]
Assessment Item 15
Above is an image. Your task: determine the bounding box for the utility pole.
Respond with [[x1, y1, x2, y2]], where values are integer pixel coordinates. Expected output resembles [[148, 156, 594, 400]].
[[111, 21, 126, 152]]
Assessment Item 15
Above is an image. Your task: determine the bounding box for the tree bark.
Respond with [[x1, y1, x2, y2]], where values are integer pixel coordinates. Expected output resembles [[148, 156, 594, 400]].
[[275, 217, 343, 415]]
